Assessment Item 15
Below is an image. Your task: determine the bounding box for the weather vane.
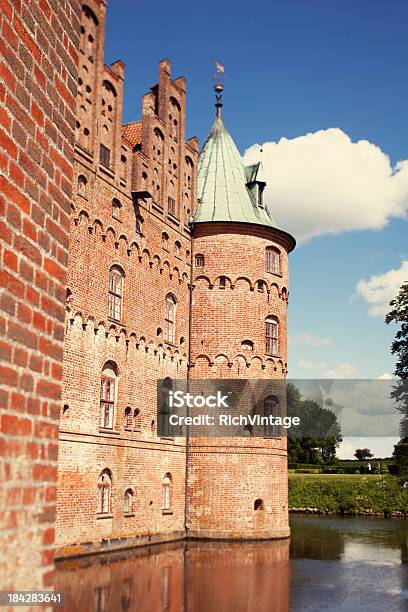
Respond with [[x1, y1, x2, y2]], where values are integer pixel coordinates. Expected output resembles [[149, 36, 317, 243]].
[[213, 61, 225, 117]]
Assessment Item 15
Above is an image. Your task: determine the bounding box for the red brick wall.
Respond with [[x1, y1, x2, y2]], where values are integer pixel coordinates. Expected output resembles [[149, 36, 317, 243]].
[[55, 4, 195, 555], [0, 0, 80, 590], [187, 222, 293, 538]]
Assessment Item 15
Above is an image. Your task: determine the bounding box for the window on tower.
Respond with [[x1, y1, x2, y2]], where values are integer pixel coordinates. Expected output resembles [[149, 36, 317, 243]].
[[108, 266, 124, 322], [265, 247, 281, 275], [265, 316, 279, 356]]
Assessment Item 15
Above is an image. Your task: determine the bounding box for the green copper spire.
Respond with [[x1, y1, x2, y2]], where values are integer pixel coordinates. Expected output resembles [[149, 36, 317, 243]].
[[194, 83, 278, 229]]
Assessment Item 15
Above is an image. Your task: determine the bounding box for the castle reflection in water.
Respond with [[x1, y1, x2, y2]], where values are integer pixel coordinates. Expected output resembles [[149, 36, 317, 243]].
[[55, 539, 290, 612]]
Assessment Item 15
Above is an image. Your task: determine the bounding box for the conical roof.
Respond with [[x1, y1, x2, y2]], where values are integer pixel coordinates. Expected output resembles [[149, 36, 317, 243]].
[[194, 115, 278, 228]]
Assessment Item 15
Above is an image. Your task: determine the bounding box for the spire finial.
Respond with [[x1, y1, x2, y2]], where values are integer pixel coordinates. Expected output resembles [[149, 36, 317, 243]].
[[213, 61, 225, 118]]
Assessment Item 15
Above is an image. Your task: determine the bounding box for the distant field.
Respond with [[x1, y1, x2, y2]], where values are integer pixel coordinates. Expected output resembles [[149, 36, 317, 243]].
[[288, 473, 408, 513]]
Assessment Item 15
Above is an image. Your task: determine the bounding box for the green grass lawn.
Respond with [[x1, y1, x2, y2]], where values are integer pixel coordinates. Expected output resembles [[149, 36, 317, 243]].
[[288, 473, 408, 514]]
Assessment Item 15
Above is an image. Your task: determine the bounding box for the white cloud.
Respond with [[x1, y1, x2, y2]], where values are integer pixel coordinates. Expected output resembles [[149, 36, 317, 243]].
[[355, 260, 408, 317], [376, 373, 393, 380], [323, 362, 358, 378], [243, 128, 408, 243], [298, 359, 327, 371], [289, 333, 333, 347]]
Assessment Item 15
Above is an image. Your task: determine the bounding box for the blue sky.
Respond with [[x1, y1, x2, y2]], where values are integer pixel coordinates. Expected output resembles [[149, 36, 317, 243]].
[[104, 1, 408, 455]]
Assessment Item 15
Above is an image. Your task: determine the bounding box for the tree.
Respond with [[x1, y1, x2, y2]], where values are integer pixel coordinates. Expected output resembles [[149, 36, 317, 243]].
[[287, 383, 342, 465], [386, 280, 408, 435], [354, 448, 373, 461], [392, 438, 408, 480]]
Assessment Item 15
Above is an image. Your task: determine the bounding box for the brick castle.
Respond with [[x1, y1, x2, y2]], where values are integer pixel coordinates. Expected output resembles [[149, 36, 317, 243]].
[[0, 0, 295, 590]]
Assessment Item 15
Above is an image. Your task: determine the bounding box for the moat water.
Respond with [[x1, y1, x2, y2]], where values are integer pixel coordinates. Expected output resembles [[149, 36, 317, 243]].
[[55, 515, 408, 611]]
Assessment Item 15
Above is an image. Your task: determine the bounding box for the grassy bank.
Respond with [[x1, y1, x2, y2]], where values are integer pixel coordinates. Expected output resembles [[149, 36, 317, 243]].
[[288, 474, 408, 515]]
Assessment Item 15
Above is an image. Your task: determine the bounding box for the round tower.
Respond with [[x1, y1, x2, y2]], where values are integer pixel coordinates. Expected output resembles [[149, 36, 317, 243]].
[[187, 82, 296, 539]]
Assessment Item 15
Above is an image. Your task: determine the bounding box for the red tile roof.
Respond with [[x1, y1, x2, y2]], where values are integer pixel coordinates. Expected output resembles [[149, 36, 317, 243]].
[[122, 122, 142, 147]]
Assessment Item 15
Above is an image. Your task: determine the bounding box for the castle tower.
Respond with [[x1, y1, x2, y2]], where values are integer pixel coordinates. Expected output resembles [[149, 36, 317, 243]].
[[187, 83, 296, 539]]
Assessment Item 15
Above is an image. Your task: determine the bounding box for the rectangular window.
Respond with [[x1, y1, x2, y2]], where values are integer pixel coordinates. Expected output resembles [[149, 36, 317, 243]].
[[97, 485, 110, 514], [164, 297, 175, 343], [100, 144, 111, 168], [265, 320, 279, 355], [109, 270, 122, 321], [168, 196, 176, 216], [94, 586, 109, 612], [266, 249, 281, 275], [195, 254, 204, 267], [264, 398, 279, 437], [162, 484, 170, 511], [100, 377, 115, 428]]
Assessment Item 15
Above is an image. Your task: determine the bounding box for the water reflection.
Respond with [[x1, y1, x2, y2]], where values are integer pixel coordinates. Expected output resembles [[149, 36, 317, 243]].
[[54, 517, 408, 612]]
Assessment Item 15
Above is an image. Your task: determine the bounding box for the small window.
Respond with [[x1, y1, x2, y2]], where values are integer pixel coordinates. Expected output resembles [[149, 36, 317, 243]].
[[254, 498, 264, 511], [243, 423, 253, 437], [100, 144, 111, 168], [265, 317, 279, 355], [195, 254, 204, 268], [112, 198, 121, 220], [266, 247, 281, 275], [162, 473, 172, 511], [162, 232, 169, 249], [124, 407, 132, 431], [258, 186, 264, 208], [100, 363, 117, 429], [133, 408, 141, 431], [77, 175, 87, 196], [219, 276, 226, 289], [174, 241, 181, 256], [97, 469, 112, 514], [124, 489, 134, 514], [168, 196, 176, 216], [136, 215, 143, 235], [164, 294, 176, 344], [108, 266, 124, 321], [120, 155, 127, 180]]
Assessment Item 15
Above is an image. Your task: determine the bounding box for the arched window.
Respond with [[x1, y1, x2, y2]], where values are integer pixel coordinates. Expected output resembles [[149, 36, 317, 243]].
[[133, 408, 141, 431], [254, 498, 264, 511], [112, 198, 121, 220], [164, 294, 176, 343], [170, 97, 180, 142], [162, 232, 169, 249], [77, 175, 87, 196], [124, 488, 134, 514], [174, 241, 181, 256], [162, 473, 172, 512], [108, 266, 124, 321], [266, 247, 281, 275], [153, 128, 164, 161], [100, 362, 117, 429], [265, 316, 279, 355], [97, 469, 112, 514], [264, 395, 279, 437], [124, 407, 132, 431]]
